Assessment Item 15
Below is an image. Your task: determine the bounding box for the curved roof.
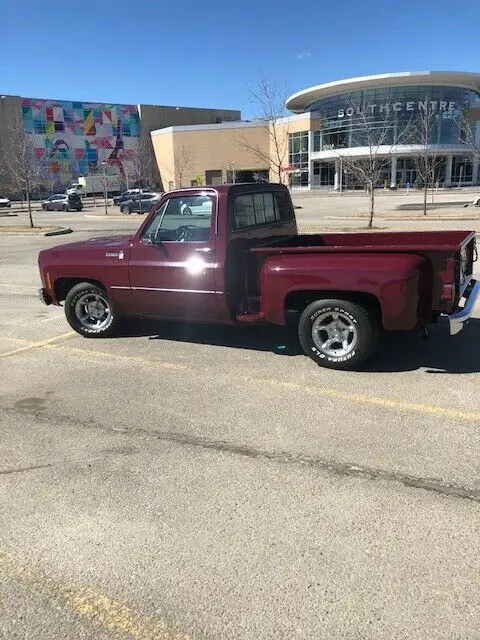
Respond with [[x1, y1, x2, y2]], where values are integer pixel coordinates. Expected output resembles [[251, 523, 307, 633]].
[[286, 71, 480, 113]]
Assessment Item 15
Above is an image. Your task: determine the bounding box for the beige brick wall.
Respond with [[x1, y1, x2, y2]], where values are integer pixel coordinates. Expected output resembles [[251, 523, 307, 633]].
[[0, 95, 22, 188], [151, 114, 314, 189], [151, 132, 175, 189], [152, 124, 269, 188]]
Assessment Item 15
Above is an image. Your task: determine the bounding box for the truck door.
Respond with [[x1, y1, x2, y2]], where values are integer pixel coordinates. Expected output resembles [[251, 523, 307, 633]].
[[128, 193, 221, 321]]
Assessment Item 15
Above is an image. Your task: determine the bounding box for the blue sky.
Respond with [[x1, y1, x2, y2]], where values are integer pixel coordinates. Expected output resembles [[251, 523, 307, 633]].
[[1, 0, 480, 117]]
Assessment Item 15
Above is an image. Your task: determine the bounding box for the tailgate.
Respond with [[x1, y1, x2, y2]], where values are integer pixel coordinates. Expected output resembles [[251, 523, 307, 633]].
[[435, 233, 477, 312]]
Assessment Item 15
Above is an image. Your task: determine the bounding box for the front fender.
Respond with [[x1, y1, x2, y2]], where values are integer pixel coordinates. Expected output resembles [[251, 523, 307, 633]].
[[38, 247, 133, 311], [260, 252, 427, 330]]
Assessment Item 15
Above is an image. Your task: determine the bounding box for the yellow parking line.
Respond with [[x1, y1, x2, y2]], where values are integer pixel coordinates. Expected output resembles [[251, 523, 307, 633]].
[[0, 552, 191, 640], [1, 336, 34, 344], [41, 314, 65, 323], [245, 377, 480, 422], [0, 283, 35, 290], [47, 343, 188, 371], [0, 332, 75, 357], [42, 341, 480, 422]]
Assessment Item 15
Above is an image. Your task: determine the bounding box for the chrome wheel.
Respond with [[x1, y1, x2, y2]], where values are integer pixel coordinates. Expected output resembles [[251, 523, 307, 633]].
[[74, 292, 111, 331], [311, 310, 357, 358]]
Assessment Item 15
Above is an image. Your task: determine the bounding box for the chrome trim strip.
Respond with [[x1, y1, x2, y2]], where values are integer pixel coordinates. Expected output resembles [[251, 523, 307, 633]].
[[133, 287, 221, 294], [111, 286, 223, 294], [155, 261, 217, 268]]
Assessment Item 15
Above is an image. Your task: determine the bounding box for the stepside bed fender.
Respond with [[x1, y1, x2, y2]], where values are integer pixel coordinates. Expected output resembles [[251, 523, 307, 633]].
[[259, 252, 427, 330]]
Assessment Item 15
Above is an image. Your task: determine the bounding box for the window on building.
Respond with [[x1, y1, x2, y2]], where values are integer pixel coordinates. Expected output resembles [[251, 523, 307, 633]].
[[288, 131, 309, 169], [288, 131, 309, 187], [205, 169, 223, 185], [452, 156, 473, 183], [289, 171, 309, 187], [312, 161, 335, 186]]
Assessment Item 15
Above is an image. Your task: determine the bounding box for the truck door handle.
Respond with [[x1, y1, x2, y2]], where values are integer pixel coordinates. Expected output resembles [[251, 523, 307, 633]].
[[195, 247, 214, 254]]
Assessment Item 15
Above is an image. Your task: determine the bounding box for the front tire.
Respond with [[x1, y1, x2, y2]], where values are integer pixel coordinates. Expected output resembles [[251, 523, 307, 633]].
[[64, 282, 120, 338], [298, 299, 379, 370]]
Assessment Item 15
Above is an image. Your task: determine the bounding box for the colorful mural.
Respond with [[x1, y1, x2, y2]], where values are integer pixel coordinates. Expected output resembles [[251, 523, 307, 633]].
[[21, 98, 140, 186]]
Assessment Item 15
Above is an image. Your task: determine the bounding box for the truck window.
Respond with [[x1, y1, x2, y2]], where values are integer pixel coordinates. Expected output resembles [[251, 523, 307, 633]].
[[141, 195, 213, 243], [232, 191, 292, 231]]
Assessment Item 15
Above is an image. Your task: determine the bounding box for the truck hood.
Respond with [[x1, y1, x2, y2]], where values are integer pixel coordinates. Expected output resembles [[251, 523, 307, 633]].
[[48, 234, 133, 253]]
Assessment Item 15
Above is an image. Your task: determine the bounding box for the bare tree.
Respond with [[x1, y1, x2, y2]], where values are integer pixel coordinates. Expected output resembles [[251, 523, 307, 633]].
[[459, 95, 480, 187], [331, 99, 406, 227], [130, 137, 159, 189], [1, 109, 46, 227], [173, 144, 193, 188], [409, 98, 453, 215], [235, 75, 289, 183]]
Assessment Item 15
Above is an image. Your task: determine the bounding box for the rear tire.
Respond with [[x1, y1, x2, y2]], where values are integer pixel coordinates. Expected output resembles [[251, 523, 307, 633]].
[[298, 298, 379, 370], [64, 282, 121, 338]]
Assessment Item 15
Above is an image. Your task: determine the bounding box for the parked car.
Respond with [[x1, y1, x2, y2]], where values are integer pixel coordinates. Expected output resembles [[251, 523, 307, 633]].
[[0, 196, 11, 208], [38, 183, 479, 370], [67, 194, 83, 211], [120, 192, 162, 214], [113, 189, 150, 206], [180, 195, 213, 216], [42, 193, 83, 212]]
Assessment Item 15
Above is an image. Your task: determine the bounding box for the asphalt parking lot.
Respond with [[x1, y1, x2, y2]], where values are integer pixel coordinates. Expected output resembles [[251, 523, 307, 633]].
[[1, 206, 480, 639]]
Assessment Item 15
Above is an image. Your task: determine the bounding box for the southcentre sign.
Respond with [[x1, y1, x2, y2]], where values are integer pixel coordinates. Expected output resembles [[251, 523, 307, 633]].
[[338, 100, 458, 118]]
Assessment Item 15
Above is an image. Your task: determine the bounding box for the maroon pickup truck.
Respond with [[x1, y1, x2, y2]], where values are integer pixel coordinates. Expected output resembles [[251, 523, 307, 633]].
[[38, 183, 479, 370]]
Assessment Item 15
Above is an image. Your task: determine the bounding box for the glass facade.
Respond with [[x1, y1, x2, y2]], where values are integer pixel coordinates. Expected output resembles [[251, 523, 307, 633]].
[[452, 155, 473, 182], [288, 130, 309, 186], [307, 85, 480, 151], [287, 83, 480, 188]]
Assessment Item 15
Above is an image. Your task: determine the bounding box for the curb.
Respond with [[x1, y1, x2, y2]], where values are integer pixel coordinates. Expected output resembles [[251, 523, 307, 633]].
[[324, 215, 480, 221], [44, 227, 73, 237], [82, 214, 144, 220], [0, 226, 73, 237], [0, 213, 18, 218]]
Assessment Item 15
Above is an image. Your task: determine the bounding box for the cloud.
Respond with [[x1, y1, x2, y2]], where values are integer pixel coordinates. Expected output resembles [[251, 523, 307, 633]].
[[295, 50, 311, 60]]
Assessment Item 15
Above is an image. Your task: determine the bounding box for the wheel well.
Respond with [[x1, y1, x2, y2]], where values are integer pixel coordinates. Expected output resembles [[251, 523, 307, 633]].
[[54, 278, 106, 302], [285, 290, 382, 325]]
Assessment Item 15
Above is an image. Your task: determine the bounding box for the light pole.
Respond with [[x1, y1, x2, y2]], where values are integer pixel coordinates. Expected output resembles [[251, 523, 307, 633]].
[[101, 162, 108, 215]]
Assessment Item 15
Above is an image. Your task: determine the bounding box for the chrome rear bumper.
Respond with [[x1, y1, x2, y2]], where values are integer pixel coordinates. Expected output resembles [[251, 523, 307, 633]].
[[448, 278, 480, 335]]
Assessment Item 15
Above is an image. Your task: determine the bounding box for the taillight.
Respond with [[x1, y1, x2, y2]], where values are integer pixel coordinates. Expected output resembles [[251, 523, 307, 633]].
[[441, 283, 456, 303]]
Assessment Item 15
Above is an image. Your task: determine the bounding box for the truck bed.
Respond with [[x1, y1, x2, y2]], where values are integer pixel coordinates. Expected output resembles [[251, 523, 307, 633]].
[[241, 230, 476, 319], [250, 230, 475, 255]]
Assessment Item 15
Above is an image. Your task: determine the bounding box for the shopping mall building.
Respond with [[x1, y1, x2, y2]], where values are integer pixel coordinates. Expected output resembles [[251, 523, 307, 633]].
[[151, 71, 480, 190]]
